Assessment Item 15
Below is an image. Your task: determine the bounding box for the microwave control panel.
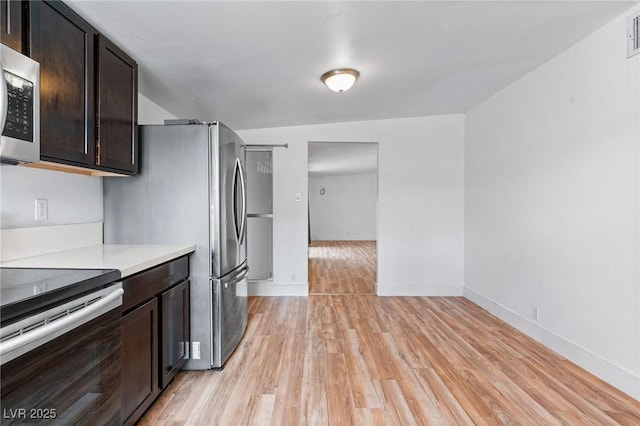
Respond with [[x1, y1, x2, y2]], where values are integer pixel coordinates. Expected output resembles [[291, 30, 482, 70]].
[[2, 70, 34, 143]]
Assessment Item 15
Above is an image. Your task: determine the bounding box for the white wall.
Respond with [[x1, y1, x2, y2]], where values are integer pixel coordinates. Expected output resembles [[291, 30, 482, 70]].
[[239, 114, 465, 296], [0, 94, 175, 230], [138, 93, 178, 124], [0, 166, 102, 229], [309, 172, 377, 241], [465, 6, 640, 399]]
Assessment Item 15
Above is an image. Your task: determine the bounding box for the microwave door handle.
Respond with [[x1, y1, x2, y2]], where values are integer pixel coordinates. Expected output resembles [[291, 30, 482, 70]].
[[0, 68, 7, 132]]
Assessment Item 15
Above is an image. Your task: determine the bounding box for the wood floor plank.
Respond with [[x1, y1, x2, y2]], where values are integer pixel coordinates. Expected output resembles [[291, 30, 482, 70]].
[[377, 379, 419, 426], [414, 368, 475, 425], [345, 328, 382, 409], [325, 352, 356, 425], [354, 408, 388, 426], [247, 394, 276, 426], [269, 327, 306, 425]]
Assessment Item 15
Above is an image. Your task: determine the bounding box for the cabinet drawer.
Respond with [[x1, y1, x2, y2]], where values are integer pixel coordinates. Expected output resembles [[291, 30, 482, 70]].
[[122, 256, 189, 312]]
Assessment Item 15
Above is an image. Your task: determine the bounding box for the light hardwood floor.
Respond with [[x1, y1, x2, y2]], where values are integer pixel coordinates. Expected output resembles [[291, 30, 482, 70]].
[[140, 295, 640, 425], [308, 240, 376, 295]]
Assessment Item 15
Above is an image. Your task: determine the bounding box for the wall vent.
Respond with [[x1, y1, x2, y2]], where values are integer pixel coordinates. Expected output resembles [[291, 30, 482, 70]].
[[629, 12, 640, 58]]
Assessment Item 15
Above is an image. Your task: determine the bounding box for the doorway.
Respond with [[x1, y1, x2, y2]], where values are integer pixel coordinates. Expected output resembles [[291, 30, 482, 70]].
[[307, 142, 378, 295]]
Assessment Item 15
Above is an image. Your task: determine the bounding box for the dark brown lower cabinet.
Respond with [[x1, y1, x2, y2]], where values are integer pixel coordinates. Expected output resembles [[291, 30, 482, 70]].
[[121, 298, 159, 425], [120, 256, 190, 425], [160, 279, 190, 389]]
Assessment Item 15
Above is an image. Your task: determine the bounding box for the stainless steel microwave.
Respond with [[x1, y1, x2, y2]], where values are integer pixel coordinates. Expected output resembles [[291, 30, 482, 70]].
[[0, 44, 40, 164]]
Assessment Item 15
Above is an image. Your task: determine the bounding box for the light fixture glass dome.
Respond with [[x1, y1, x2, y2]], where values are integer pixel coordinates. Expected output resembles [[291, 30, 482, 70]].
[[321, 68, 360, 93]]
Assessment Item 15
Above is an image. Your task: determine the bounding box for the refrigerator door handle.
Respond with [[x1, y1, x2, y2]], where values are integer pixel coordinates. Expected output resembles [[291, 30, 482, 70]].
[[232, 158, 241, 243], [237, 158, 247, 245]]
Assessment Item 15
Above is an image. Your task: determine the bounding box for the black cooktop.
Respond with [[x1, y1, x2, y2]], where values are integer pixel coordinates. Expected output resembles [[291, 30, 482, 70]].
[[0, 268, 121, 326]]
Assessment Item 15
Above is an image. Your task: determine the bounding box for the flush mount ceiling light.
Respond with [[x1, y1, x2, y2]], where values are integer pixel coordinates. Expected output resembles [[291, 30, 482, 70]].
[[320, 68, 360, 93]]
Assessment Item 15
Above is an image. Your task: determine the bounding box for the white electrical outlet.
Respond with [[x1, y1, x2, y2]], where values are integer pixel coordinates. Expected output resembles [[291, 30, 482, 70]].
[[295, 192, 301, 202], [192, 341, 201, 360], [531, 306, 540, 322], [35, 199, 48, 221], [291, 274, 296, 282]]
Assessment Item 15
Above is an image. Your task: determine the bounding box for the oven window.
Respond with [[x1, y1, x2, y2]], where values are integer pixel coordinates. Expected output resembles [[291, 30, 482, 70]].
[[0, 308, 121, 425]]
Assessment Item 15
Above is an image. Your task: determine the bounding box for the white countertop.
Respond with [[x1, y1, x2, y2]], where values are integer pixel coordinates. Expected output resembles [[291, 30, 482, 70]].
[[0, 244, 196, 278]]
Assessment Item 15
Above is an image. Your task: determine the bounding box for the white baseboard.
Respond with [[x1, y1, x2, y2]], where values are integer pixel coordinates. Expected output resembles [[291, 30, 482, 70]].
[[377, 284, 464, 297], [248, 282, 464, 297], [248, 281, 309, 296], [464, 287, 640, 400]]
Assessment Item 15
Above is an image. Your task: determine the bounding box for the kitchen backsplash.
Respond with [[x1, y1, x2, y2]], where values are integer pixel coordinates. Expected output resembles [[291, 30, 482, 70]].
[[0, 222, 103, 262], [0, 166, 103, 230]]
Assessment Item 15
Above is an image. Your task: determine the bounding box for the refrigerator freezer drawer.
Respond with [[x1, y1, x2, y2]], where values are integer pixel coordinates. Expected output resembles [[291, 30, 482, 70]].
[[211, 263, 248, 368]]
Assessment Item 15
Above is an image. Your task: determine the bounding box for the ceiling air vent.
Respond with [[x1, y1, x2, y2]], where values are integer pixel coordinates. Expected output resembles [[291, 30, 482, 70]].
[[629, 11, 640, 58]]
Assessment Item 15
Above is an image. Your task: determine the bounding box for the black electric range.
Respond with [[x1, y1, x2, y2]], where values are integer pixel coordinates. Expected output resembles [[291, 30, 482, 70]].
[[0, 267, 121, 326]]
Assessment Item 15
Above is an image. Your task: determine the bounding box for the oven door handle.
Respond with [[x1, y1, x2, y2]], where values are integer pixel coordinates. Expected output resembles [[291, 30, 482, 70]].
[[0, 288, 124, 357]]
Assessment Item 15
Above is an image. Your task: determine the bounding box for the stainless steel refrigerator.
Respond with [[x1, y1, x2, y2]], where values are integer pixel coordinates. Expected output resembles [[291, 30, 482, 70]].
[[104, 121, 248, 370]]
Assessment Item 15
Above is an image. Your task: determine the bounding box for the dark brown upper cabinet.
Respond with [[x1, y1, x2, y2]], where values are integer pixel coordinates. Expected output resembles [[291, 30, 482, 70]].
[[97, 35, 138, 174], [1, 0, 25, 53], [28, 0, 138, 176], [30, 0, 96, 167]]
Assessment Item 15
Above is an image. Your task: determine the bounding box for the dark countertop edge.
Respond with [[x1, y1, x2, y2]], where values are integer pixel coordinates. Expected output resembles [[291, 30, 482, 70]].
[[0, 269, 122, 326]]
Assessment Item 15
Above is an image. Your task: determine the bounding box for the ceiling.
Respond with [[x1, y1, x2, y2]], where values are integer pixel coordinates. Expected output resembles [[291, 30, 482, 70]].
[[66, 1, 634, 131]]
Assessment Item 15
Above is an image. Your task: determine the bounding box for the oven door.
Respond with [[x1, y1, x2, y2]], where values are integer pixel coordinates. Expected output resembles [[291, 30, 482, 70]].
[[0, 286, 123, 425]]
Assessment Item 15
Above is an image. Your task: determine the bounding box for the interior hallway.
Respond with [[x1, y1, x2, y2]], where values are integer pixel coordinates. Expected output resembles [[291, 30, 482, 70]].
[[308, 240, 377, 295]]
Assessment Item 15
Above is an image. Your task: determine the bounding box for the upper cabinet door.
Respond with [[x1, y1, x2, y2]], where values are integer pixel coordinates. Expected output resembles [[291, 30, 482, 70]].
[[30, 0, 96, 166], [97, 35, 138, 174], [1, 0, 25, 52]]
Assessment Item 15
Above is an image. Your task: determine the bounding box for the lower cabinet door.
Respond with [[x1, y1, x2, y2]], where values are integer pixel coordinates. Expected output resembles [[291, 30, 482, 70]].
[[160, 280, 190, 389], [121, 298, 159, 425]]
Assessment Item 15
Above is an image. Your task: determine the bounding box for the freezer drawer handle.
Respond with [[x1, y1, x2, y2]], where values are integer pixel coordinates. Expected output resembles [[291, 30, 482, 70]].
[[224, 267, 248, 289]]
